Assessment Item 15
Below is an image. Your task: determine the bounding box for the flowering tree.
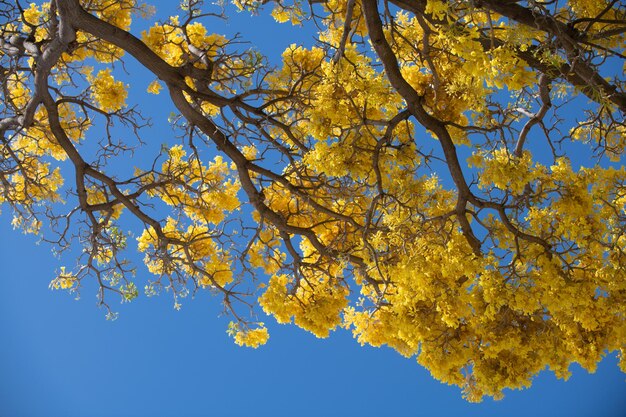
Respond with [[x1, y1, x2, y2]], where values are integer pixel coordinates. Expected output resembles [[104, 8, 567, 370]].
[[1, 0, 625, 400]]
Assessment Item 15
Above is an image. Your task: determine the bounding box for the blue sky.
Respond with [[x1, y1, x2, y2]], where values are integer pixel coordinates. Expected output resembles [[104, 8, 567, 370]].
[[1, 1, 625, 416]]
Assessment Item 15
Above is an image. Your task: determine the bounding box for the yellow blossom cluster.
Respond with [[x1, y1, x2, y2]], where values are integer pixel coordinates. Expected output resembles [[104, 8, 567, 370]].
[[50, 267, 77, 290], [87, 68, 128, 112], [259, 268, 349, 338], [21, 3, 49, 42], [6, 72, 30, 109], [145, 145, 240, 225], [12, 105, 88, 162], [137, 218, 233, 288], [230, 323, 270, 348], [88, 0, 134, 31], [247, 227, 285, 275], [86, 186, 124, 219], [474, 149, 540, 194], [146, 79, 162, 95], [6, 162, 64, 205], [141, 17, 227, 68]]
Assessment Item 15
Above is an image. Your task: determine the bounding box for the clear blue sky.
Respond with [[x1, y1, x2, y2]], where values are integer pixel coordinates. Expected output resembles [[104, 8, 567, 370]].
[[1, 2, 625, 416]]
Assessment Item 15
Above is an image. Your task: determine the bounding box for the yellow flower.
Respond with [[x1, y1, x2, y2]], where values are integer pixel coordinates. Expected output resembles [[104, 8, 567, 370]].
[[271, 8, 290, 23], [146, 80, 162, 94], [50, 267, 77, 290], [22, 3, 41, 26], [232, 324, 270, 348], [89, 68, 128, 112]]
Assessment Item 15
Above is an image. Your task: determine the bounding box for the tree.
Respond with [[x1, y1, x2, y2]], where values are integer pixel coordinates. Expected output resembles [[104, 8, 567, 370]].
[[1, 0, 625, 401]]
